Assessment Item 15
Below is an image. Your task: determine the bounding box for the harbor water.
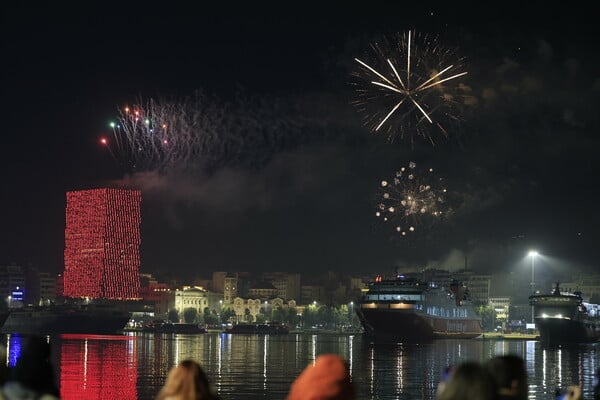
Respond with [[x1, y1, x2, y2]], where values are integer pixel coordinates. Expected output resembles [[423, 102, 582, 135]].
[[4, 333, 600, 399]]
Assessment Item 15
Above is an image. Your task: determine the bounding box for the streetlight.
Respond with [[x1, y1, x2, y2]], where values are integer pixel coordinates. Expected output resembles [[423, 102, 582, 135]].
[[528, 250, 539, 325], [528, 250, 538, 294]]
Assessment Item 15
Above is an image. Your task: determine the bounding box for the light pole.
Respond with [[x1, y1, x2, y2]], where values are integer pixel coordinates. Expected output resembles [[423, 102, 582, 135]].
[[528, 250, 538, 325]]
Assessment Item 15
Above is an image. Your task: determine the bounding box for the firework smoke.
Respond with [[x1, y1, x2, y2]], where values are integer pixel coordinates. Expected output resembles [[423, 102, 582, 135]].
[[104, 91, 317, 174]]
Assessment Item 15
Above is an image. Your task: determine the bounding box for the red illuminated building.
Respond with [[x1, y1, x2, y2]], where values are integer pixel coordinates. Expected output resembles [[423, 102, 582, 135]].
[[63, 188, 141, 299]]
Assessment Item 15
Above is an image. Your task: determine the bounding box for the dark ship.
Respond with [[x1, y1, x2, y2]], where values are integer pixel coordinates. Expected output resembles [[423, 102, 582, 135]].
[[141, 320, 207, 334], [225, 322, 289, 334], [356, 274, 482, 340], [1, 301, 132, 335], [529, 282, 600, 344]]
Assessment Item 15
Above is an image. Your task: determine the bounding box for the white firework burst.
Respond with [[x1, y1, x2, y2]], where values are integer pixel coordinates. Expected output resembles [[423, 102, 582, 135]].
[[375, 161, 448, 237], [352, 30, 470, 145]]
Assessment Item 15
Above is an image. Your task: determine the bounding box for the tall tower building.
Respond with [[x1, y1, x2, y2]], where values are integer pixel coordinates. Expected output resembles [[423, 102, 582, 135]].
[[63, 188, 141, 299], [224, 275, 238, 304]]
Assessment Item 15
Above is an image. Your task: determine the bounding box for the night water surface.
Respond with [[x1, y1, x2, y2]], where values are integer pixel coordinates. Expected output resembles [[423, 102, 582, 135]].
[[4, 333, 600, 399]]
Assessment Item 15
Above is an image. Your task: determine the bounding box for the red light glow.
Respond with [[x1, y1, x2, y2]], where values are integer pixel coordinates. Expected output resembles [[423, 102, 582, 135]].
[[59, 336, 138, 400], [63, 189, 141, 299]]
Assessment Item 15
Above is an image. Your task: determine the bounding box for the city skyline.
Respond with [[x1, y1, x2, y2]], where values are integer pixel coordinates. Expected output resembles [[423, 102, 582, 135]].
[[2, 3, 599, 279]]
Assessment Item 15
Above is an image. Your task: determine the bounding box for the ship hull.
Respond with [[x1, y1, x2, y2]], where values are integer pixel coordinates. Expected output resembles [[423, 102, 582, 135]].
[[530, 283, 600, 345], [142, 322, 207, 334], [1, 308, 131, 335], [358, 308, 482, 341], [225, 323, 289, 334], [536, 318, 600, 344]]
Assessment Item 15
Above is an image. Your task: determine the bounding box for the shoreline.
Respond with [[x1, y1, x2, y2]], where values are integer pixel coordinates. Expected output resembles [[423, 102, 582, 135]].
[[477, 332, 539, 340]]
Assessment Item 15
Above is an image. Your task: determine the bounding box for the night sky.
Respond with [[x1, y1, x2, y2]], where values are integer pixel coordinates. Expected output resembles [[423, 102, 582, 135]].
[[2, 3, 599, 280]]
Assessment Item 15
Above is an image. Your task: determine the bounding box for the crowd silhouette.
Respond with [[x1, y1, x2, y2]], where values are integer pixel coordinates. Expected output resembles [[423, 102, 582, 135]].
[[1, 340, 599, 400]]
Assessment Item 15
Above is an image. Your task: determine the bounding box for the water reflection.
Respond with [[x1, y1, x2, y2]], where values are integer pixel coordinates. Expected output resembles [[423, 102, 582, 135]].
[[6, 334, 22, 367], [2, 334, 599, 400], [5, 334, 138, 400]]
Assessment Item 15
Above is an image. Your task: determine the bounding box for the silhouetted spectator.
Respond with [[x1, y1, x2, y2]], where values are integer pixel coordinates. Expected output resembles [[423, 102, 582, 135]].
[[564, 386, 582, 400], [156, 359, 219, 400], [1, 335, 60, 399], [0, 344, 8, 386], [437, 361, 496, 400], [436, 366, 455, 398], [287, 353, 355, 400], [595, 368, 600, 400], [486, 354, 527, 400]]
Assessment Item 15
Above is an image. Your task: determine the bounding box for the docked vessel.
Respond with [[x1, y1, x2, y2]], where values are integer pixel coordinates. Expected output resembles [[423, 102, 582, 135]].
[[1, 302, 132, 335], [141, 320, 207, 334], [356, 274, 482, 340], [529, 282, 600, 344], [225, 322, 289, 334]]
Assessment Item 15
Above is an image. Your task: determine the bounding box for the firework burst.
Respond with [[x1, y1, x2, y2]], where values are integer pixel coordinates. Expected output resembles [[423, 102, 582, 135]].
[[375, 161, 448, 237], [351, 30, 470, 145], [102, 92, 310, 173], [104, 95, 222, 172]]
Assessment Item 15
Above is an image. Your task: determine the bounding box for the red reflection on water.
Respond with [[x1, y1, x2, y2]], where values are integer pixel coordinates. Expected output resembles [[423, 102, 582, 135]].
[[59, 335, 137, 400]]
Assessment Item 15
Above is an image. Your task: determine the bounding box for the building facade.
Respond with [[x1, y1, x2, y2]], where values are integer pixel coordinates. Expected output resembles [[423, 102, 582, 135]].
[[231, 297, 296, 323], [63, 188, 141, 299], [224, 275, 238, 304], [465, 275, 492, 304], [489, 296, 511, 325], [0, 265, 26, 308], [174, 286, 209, 321]]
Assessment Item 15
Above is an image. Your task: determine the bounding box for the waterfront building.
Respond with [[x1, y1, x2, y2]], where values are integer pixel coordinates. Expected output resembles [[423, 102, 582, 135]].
[[25, 270, 57, 305], [348, 277, 366, 302], [230, 297, 296, 323], [174, 286, 208, 322], [212, 271, 227, 293], [489, 296, 510, 326], [560, 274, 600, 302], [172, 286, 223, 321], [39, 272, 57, 303], [300, 285, 325, 305], [465, 274, 492, 304], [349, 277, 366, 291], [63, 188, 141, 300], [263, 272, 301, 301], [247, 281, 278, 299], [0, 266, 58, 307], [224, 275, 238, 304], [0, 264, 26, 308], [139, 273, 174, 316]]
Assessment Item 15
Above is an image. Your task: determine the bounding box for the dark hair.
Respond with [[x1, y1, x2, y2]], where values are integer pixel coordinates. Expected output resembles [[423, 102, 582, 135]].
[[437, 361, 497, 400], [157, 359, 218, 400], [486, 354, 527, 400]]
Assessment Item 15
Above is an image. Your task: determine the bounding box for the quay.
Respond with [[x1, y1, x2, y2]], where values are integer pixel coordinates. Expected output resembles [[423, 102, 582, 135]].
[[478, 331, 539, 340]]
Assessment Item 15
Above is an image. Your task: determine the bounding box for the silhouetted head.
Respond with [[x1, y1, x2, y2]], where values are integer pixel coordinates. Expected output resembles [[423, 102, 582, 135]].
[[157, 359, 217, 400], [437, 361, 497, 400], [287, 354, 355, 400], [486, 354, 528, 400]]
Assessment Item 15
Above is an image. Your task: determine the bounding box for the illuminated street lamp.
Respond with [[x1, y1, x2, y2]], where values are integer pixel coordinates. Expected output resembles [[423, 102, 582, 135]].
[[528, 250, 539, 324], [528, 250, 538, 294]]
